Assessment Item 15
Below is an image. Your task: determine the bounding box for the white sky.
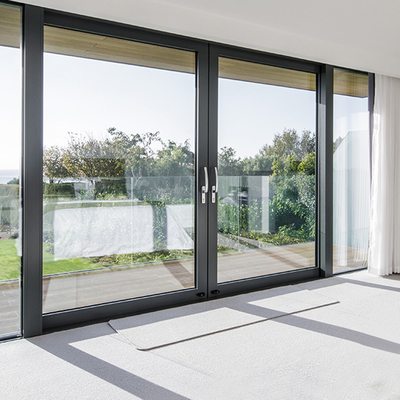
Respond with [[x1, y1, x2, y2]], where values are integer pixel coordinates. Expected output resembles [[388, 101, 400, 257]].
[[0, 45, 369, 172], [43, 53, 196, 151], [0, 46, 21, 171], [334, 94, 368, 141], [219, 78, 316, 159]]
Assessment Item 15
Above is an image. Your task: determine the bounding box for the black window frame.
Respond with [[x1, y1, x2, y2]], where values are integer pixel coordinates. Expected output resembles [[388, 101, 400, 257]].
[[0, 0, 373, 338], [207, 44, 321, 298]]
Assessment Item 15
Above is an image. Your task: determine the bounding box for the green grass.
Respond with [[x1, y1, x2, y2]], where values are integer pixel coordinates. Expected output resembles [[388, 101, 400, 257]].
[[0, 239, 195, 281], [91, 250, 194, 267], [0, 239, 20, 280], [239, 231, 309, 246], [0, 239, 102, 281], [1, 229, 309, 282]]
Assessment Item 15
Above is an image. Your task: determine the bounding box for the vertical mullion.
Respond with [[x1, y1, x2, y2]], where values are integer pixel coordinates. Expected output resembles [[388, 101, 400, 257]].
[[196, 43, 209, 293], [317, 65, 333, 277], [22, 5, 43, 337], [207, 45, 219, 294]]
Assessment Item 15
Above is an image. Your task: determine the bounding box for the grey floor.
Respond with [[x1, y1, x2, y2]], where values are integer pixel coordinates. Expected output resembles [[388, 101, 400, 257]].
[[1, 269, 400, 399]]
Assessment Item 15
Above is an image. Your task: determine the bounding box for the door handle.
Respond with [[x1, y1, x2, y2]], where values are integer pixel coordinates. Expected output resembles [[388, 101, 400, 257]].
[[212, 167, 218, 203], [201, 167, 209, 204]]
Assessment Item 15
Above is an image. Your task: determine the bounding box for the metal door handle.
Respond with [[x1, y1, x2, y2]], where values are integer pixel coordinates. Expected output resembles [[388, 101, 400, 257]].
[[201, 167, 209, 204], [212, 167, 218, 203]]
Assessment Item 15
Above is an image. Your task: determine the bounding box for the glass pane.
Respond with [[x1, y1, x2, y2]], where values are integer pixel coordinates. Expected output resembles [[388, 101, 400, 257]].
[[43, 27, 196, 313], [217, 58, 316, 283], [333, 69, 369, 273], [0, 3, 21, 337]]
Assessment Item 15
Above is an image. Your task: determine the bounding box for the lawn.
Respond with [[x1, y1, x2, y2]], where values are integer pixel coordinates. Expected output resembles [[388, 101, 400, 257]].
[[0, 239, 101, 281], [0, 239, 196, 281]]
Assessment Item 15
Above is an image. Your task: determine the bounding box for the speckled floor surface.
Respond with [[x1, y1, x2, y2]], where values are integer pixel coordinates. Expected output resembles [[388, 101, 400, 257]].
[[1, 269, 400, 400]]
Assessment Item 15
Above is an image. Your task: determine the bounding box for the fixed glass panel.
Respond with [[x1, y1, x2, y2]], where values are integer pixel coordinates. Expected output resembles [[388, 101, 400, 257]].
[[0, 3, 21, 336], [217, 58, 316, 283], [43, 27, 196, 313], [333, 69, 369, 273]]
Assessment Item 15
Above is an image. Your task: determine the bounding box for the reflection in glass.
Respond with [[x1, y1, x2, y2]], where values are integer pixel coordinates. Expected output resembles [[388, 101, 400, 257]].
[[43, 27, 196, 312], [0, 3, 21, 336], [217, 58, 316, 283], [333, 69, 369, 273], [218, 58, 316, 282]]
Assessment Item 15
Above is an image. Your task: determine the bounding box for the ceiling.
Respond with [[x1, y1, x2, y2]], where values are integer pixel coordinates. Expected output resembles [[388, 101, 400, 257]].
[[21, 0, 400, 78]]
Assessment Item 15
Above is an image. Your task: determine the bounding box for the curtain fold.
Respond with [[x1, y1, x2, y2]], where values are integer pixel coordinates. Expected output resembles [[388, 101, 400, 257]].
[[369, 75, 400, 275]]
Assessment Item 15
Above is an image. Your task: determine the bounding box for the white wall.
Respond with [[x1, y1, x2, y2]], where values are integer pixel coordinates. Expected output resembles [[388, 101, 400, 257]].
[[21, 0, 400, 78]]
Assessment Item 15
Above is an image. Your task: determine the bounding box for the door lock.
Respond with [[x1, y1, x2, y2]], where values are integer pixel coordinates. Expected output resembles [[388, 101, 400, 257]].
[[211, 167, 218, 203], [202, 167, 209, 204]]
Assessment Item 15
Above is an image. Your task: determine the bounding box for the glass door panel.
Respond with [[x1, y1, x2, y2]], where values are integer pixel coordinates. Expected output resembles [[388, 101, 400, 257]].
[[333, 69, 369, 273], [217, 57, 316, 283], [0, 3, 21, 336], [43, 27, 196, 313]]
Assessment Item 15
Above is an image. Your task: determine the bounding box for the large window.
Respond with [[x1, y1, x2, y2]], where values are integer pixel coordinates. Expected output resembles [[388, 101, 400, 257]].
[[333, 69, 369, 273], [217, 57, 316, 282], [0, 4, 372, 339], [0, 3, 21, 337], [43, 27, 196, 313]]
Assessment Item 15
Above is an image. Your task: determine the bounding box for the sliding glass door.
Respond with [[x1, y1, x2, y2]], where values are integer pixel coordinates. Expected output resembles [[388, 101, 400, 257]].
[[41, 26, 321, 316], [0, 5, 373, 338], [43, 26, 203, 313], [207, 49, 319, 295]]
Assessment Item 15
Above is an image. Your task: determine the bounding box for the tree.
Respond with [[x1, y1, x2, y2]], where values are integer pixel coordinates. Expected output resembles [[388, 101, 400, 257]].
[[258, 128, 316, 176], [263, 129, 316, 239], [218, 146, 241, 175], [107, 127, 161, 179], [241, 153, 273, 176], [6, 177, 19, 185], [155, 139, 194, 176], [298, 152, 315, 175], [299, 130, 315, 157], [43, 145, 70, 183], [62, 132, 125, 180]]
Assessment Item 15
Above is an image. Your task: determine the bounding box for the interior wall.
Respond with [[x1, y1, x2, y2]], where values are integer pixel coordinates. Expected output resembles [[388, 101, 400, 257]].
[[19, 0, 400, 78]]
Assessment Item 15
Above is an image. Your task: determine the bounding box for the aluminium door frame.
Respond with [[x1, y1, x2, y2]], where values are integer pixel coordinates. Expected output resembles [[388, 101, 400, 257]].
[[19, 4, 340, 337], [23, 6, 210, 333], [207, 44, 321, 299]]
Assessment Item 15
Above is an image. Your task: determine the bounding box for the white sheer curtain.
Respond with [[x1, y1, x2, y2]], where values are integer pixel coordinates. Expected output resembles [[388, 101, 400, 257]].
[[369, 75, 400, 275]]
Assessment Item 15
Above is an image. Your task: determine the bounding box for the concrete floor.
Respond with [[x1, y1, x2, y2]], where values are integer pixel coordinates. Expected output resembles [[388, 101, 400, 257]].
[[1, 269, 400, 399]]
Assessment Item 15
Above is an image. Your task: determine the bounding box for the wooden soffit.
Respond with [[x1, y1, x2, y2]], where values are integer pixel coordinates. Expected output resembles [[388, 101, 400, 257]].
[[334, 68, 368, 98], [44, 26, 195, 74], [0, 6, 367, 97], [0, 4, 20, 49], [219, 57, 316, 92]]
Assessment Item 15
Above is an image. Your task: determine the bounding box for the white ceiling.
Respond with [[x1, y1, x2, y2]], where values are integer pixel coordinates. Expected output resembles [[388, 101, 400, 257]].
[[22, 0, 400, 78]]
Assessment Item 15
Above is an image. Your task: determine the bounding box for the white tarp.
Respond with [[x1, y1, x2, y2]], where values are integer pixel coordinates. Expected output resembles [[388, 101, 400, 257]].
[[43, 204, 193, 260]]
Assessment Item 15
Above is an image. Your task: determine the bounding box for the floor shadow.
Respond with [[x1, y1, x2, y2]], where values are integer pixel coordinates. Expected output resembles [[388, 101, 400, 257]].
[[108, 270, 399, 332], [228, 301, 400, 355], [29, 325, 189, 400], [108, 284, 304, 329], [303, 274, 400, 294]]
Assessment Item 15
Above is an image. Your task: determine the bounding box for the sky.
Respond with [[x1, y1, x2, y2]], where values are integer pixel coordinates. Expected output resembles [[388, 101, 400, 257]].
[[0, 43, 369, 174], [218, 78, 316, 159], [43, 53, 196, 152], [0, 46, 21, 172], [334, 94, 368, 141]]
